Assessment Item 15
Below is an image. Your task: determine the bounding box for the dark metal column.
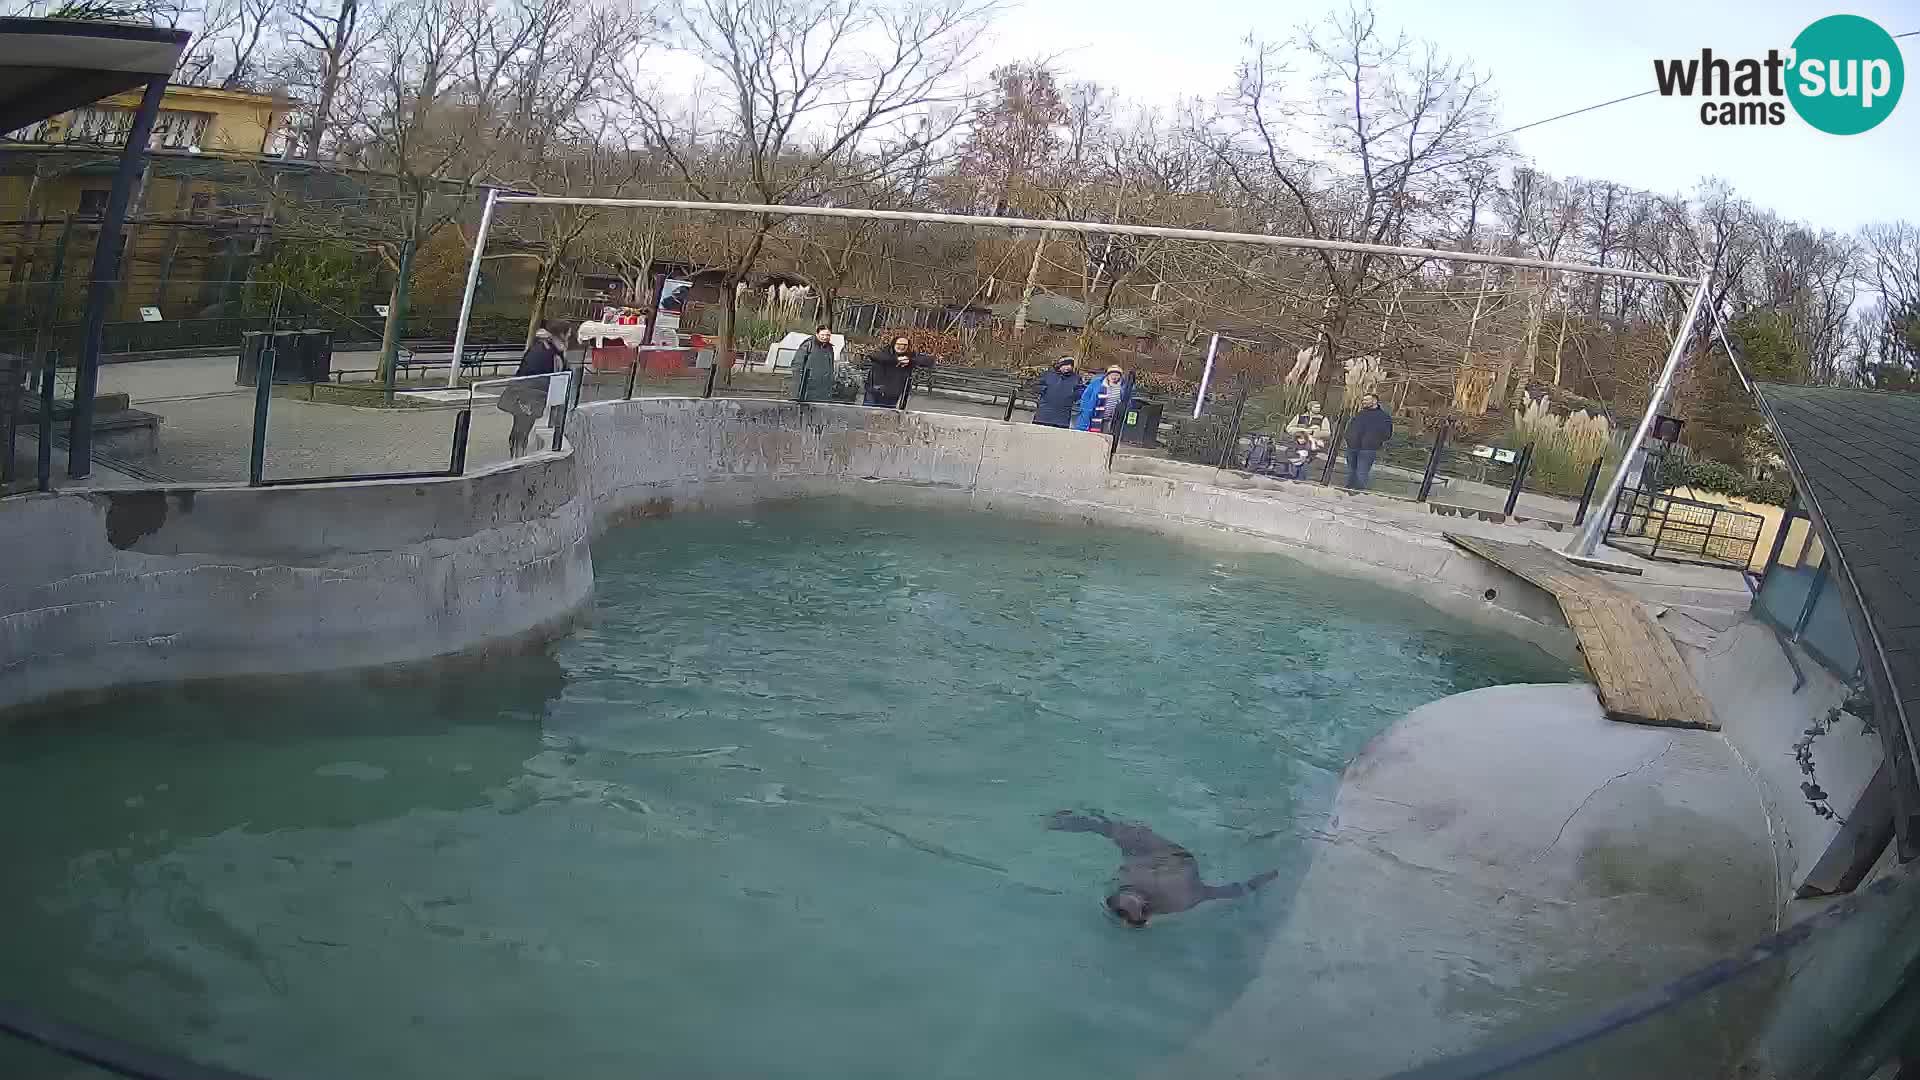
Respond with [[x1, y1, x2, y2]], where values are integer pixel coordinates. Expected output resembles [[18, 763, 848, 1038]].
[[67, 75, 167, 479]]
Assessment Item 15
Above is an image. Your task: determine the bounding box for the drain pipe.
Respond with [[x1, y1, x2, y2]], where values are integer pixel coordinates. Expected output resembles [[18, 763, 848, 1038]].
[[1567, 271, 1711, 557]]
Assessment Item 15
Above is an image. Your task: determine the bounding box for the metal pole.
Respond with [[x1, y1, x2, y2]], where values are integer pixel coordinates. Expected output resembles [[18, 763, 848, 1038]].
[[447, 187, 500, 389], [1108, 372, 1137, 468], [1319, 419, 1344, 486], [36, 353, 55, 492], [1193, 332, 1219, 419], [492, 196, 1693, 287], [1417, 421, 1449, 502], [1504, 443, 1534, 517], [1573, 459, 1605, 527], [1568, 270, 1712, 556], [1002, 377, 1017, 422], [248, 345, 275, 485], [69, 75, 167, 479], [448, 409, 471, 475]]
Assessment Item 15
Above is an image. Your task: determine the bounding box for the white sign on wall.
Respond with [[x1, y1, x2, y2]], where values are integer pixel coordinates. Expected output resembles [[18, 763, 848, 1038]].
[[138, 306, 163, 322]]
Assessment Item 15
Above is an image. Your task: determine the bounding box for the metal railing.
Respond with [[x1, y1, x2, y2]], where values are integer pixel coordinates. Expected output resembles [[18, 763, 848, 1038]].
[[1603, 486, 1766, 570]]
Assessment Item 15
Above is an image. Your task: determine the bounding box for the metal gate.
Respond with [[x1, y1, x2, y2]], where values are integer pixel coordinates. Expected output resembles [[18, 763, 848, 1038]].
[[1604, 486, 1766, 570]]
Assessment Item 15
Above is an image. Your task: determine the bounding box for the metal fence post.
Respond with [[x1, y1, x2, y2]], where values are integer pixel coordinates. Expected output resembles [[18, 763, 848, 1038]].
[[36, 352, 56, 492], [1649, 493, 1676, 557], [248, 346, 275, 485], [1573, 459, 1605, 526], [1319, 420, 1345, 486], [1504, 443, 1535, 516], [1108, 373, 1137, 468], [1002, 380, 1017, 422], [1215, 380, 1248, 469], [1417, 421, 1449, 502], [624, 356, 640, 400], [702, 353, 719, 398], [448, 409, 472, 475]]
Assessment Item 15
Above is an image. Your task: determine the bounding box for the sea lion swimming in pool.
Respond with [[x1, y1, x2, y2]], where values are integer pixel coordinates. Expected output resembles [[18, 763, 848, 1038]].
[[1047, 810, 1277, 928]]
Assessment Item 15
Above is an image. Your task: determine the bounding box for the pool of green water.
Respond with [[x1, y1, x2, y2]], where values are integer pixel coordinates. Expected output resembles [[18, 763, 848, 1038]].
[[0, 502, 1571, 1079]]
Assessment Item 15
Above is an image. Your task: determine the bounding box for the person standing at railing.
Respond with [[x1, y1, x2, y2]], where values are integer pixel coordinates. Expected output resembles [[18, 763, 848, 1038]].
[[863, 334, 928, 408], [1343, 393, 1393, 490], [1032, 357, 1083, 428], [1286, 400, 1332, 452], [1072, 366, 1132, 434], [500, 320, 565, 457], [792, 325, 838, 404]]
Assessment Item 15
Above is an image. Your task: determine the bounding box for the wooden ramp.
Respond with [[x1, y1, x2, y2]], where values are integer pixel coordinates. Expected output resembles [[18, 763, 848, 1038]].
[[1446, 533, 1718, 730]]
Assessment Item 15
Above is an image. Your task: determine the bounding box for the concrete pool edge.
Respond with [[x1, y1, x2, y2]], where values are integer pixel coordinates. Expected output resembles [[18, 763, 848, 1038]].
[[568, 398, 1580, 664], [0, 451, 592, 713], [0, 396, 1582, 712]]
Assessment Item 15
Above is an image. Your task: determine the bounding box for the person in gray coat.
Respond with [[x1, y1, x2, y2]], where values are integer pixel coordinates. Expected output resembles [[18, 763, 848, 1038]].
[[791, 325, 838, 403]]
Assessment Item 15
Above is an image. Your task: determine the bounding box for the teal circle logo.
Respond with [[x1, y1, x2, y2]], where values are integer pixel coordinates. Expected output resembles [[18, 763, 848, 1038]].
[[1787, 14, 1904, 135]]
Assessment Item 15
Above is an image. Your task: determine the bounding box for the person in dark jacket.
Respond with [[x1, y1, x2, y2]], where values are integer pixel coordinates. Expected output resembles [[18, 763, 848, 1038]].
[[1072, 366, 1132, 434], [500, 321, 566, 457], [1343, 393, 1393, 490], [864, 334, 928, 407], [791, 324, 838, 403], [1032, 357, 1083, 427]]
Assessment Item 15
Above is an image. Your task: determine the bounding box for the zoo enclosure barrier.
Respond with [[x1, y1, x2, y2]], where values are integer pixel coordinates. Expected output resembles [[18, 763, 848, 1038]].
[[1602, 485, 1766, 571]]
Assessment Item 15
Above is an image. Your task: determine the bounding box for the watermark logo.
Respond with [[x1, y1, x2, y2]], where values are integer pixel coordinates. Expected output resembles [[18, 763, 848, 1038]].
[[1652, 14, 1904, 134]]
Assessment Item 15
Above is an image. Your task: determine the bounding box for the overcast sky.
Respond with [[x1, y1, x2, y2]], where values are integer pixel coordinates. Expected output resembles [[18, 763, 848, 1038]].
[[980, 0, 1918, 234]]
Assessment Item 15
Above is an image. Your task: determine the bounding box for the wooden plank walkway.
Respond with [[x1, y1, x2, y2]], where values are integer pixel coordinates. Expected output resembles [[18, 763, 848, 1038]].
[[1446, 533, 1718, 730]]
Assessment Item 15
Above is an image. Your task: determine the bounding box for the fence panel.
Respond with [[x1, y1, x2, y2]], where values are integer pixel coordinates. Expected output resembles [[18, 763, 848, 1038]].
[[1604, 487, 1765, 570]]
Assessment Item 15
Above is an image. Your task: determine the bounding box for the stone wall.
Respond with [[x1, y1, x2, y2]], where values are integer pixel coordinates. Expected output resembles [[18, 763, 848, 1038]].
[[0, 453, 592, 712]]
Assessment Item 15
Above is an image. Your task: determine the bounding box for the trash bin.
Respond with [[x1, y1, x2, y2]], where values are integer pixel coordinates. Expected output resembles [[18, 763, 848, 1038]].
[[235, 331, 266, 386], [296, 329, 334, 383], [268, 330, 301, 383], [1121, 398, 1164, 447]]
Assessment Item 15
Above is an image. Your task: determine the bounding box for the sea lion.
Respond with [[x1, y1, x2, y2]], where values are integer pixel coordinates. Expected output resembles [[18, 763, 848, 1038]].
[[1047, 809, 1277, 928]]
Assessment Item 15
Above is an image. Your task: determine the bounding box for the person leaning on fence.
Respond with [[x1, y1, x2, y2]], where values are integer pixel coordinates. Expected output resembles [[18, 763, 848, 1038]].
[[1286, 401, 1332, 451], [1032, 356, 1083, 428], [1072, 366, 1132, 434], [1343, 393, 1393, 490], [792, 325, 838, 403], [500, 320, 566, 457], [864, 334, 928, 408]]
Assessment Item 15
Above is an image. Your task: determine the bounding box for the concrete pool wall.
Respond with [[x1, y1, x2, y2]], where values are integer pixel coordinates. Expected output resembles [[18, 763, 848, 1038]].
[[0, 452, 591, 712], [567, 397, 1578, 659]]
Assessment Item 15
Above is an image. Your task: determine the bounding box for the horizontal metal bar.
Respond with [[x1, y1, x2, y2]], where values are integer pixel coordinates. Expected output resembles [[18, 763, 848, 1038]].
[[491, 196, 1695, 286], [256, 468, 457, 487]]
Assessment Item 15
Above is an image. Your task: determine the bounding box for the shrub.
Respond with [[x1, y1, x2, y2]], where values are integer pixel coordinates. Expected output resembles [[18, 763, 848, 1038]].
[[1503, 398, 1618, 497]]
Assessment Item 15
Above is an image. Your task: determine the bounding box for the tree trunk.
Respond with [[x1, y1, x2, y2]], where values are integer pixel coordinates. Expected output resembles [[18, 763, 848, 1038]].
[[377, 234, 417, 389], [1311, 292, 1349, 403], [525, 259, 558, 346], [304, 0, 354, 159], [1012, 230, 1048, 337], [1552, 309, 1571, 387], [1458, 274, 1494, 413]]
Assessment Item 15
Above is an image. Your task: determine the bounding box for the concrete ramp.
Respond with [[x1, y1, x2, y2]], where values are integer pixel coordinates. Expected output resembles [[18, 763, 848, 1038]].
[[1446, 533, 1717, 730]]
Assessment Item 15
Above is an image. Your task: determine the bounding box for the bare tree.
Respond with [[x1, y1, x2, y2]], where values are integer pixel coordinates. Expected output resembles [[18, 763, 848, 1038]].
[[1205, 3, 1503, 401], [281, 0, 380, 159], [626, 0, 993, 377], [175, 0, 279, 88]]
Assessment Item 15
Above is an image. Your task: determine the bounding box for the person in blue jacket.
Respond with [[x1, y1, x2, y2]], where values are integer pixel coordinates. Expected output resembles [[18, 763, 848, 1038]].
[[1032, 357, 1083, 427], [1072, 366, 1132, 434]]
